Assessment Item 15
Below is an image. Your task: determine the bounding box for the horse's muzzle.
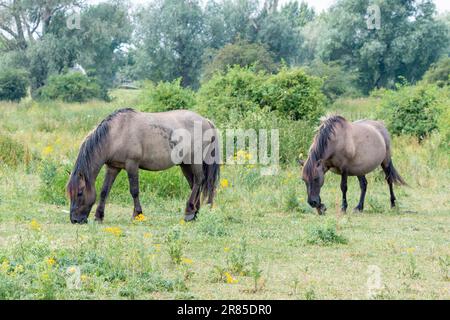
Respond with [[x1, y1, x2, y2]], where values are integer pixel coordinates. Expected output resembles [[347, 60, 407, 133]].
[[308, 199, 320, 208], [70, 216, 88, 224]]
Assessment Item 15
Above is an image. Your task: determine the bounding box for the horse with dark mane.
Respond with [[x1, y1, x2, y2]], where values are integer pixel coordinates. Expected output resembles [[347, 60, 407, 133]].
[[67, 108, 220, 224], [299, 115, 406, 214]]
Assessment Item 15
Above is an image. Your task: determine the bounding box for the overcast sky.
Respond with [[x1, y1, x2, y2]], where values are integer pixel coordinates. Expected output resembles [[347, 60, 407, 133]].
[[88, 0, 449, 13]]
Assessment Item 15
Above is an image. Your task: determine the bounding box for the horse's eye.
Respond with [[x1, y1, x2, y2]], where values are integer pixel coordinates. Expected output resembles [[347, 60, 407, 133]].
[[77, 191, 83, 197]]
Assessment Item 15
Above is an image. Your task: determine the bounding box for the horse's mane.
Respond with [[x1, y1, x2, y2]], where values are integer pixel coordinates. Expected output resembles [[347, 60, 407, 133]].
[[67, 108, 135, 196], [304, 115, 347, 177]]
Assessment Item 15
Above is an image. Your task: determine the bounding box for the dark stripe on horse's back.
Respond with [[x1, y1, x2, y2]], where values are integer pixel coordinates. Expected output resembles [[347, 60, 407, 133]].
[[67, 108, 135, 195]]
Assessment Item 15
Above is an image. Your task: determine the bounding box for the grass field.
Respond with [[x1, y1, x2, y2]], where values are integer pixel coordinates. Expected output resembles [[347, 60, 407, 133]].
[[0, 90, 449, 299]]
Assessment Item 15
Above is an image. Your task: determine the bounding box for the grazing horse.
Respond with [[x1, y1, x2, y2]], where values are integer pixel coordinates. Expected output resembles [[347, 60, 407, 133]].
[[300, 115, 406, 214], [67, 108, 220, 224]]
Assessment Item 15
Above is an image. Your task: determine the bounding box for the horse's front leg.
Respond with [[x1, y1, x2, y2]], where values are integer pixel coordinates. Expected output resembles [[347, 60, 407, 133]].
[[126, 163, 143, 218], [95, 166, 121, 222], [340, 172, 348, 212]]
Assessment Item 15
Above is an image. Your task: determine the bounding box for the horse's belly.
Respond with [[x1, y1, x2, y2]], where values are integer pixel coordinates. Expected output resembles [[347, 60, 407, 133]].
[[139, 152, 175, 171], [349, 151, 384, 175]]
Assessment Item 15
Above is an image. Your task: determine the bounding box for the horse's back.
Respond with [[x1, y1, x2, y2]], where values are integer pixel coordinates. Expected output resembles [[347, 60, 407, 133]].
[[347, 120, 388, 175], [106, 109, 216, 171]]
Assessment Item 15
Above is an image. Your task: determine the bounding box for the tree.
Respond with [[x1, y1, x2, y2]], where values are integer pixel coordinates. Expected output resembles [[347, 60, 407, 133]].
[[78, 2, 132, 89], [315, 0, 449, 93], [202, 40, 278, 81], [134, 0, 205, 88], [0, 0, 82, 51]]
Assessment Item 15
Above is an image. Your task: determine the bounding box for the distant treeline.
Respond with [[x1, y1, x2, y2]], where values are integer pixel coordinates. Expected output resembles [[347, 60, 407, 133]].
[[0, 0, 448, 97]]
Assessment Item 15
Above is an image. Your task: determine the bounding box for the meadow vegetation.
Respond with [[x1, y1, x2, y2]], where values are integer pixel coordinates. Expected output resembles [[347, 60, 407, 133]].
[[0, 81, 448, 299]]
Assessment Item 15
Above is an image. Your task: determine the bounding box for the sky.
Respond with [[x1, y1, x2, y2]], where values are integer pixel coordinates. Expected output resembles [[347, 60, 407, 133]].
[[88, 0, 450, 13]]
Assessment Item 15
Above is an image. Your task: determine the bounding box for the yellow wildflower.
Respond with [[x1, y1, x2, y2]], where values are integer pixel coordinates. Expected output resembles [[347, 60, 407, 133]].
[[406, 247, 416, 254], [103, 226, 123, 237], [224, 247, 230, 253], [235, 150, 253, 162], [224, 272, 238, 284], [220, 178, 229, 188], [42, 145, 54, 156], [30, 219, 41, 231], [46, 257, 56, 267], [81, 275, 88, 282], [181, 257, 193, 265], [154, 244, 161, 252], [0, 260, 9, 273], [14, 264, 24, 274], [67, 266, 77, 274], [143, 232, 153, 239], [134, 214, 147, 222], [179, 219, 186, 226]]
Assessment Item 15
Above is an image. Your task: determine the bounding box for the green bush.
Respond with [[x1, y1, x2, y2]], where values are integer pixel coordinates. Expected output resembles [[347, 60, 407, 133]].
[[378, 83, 442, 141], [197, 67, 265, 123], [138, 79, 196, 112], [38, 73, 102, 103], [261, 68, 326, 121], [422, 56, 450, 88], [0, 69, 29, 102], [197, 66, 325, 123]]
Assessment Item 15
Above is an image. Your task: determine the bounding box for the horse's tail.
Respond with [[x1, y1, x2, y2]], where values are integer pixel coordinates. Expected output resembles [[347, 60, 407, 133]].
[[202, 123, 220, 204], [385, 159, 407, 186]]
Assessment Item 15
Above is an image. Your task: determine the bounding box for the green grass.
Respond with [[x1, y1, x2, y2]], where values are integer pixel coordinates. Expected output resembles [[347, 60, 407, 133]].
[[0, 92, 448, 299]]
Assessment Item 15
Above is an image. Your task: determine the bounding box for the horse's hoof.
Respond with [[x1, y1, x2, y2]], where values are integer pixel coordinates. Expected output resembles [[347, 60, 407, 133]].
[[184, 213, 197, 222], [353, 207, 363, 213], [94, 218, 104, 224], [317, 204, 327, 215]]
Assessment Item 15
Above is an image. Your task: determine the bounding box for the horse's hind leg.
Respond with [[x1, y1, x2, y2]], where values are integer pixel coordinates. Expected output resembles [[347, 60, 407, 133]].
[[381, 163, 396, 208], [95, 166, 121, 222], [354, 175, 367, 212], [340, 172, 348, 212], [183, 164, 203, 222], [126, 162, 143, 218]]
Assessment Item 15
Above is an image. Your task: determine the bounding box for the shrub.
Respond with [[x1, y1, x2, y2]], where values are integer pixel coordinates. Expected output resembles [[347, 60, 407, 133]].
[[196, 67, 265, 123], [197, 66, 325, 123], [38, 73, 102, 103], [378, 83, 442, 141], [422, 56, 450, 88], [202, 40, 278, 81], [138, 79, 196, 112], [261, 68, 326, 121], [0, 69, 29, 102]]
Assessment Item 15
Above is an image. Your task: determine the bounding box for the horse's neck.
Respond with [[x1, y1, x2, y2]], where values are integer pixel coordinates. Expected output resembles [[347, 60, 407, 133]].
[[86, 153, 106, 185], [331, 123, 355, 159]]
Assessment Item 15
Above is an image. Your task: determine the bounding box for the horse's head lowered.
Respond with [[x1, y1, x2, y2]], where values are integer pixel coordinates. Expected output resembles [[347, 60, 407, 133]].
[[67, 172, 96, 224], [299, 115, 346, 214], [302, 158, 326, 213]]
